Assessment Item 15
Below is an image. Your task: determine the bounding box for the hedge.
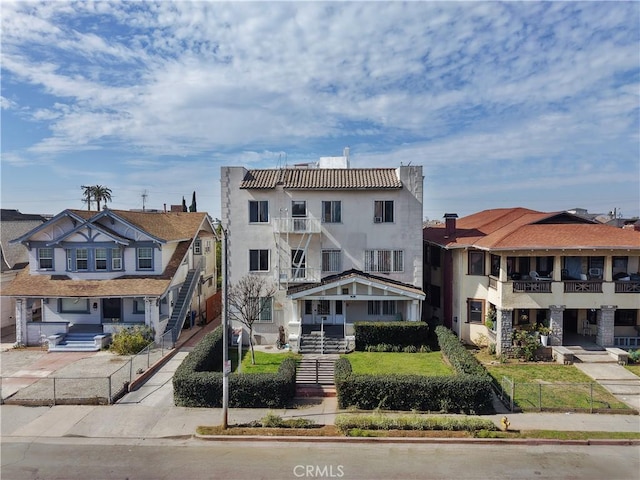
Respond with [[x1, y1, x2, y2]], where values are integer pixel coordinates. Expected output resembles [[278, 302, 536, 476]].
[[173, 326, 297, 408], [435, 325, 488, 377], [354, 321, 429, 351]]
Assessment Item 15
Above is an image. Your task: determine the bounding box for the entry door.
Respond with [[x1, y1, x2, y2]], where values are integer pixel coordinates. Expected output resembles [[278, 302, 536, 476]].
[[102, 298, 122, 322]]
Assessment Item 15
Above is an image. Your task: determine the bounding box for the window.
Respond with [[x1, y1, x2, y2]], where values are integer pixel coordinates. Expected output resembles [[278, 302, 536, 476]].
[[468, 299, 484, 323], [490, 254, 500, 277], [292, 200, 307, 231], [305, 300, 313, 315], [317, 300, 330, 315], [66, 249, 73, 270], [251, 297, 273, 322], [429, 245, 441, 268], [133, 298, 145, 314], [613, 256, 628, 276], [291, 249, 306, 278], [429, 284, 441, 308], [249, 249, 269, 271], [95, 248, 107, 270], [249, 200, 269, 223], [335, 301, 343, 315], [468, 251, 485, 275], [368, 300, 396, 316], [364, 249, 403, 273], [322, 250, 342, 272], [374, 200, 394, 223], [615, 309, 637, 327], [38, 248, 53, 269], [59, 298, 90, 313], [194, 239, 202, 255], [137, 247, 153, 270], [322, 201, 341, 223], [76, 248, 88, 271], [112, 248, 122, 270]]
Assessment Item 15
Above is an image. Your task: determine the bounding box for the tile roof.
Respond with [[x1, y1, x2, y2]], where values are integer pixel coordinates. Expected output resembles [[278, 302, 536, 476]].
[[3, 241, 190, 298], [423, 207, 640, 251], [240, 168, 402, 190]]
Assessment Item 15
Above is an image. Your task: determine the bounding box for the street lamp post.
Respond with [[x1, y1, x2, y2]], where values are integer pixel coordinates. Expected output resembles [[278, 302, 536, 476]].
[[215, 218, 230, 430]]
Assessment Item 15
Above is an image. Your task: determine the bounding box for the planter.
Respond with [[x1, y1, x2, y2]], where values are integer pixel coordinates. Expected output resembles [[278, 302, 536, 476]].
[[540, 335, 549, 347]]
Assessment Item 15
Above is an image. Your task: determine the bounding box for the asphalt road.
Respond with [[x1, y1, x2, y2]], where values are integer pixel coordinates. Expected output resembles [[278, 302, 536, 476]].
[[2, 438, 639, 480]]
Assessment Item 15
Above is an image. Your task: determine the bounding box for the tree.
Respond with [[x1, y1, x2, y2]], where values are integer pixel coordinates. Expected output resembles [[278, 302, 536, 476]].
[[227, 274, 277, 365], [81, 185, 93, 210], [189, 191, 197, 212], [92, 185, 112, 210], [182, 196, 188, 212]]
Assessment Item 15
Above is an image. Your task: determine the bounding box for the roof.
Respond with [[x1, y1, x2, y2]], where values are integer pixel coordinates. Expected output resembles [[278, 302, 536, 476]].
[[1, 210, 48, 270], [423, 207, 640, 251], [1, 209, 48, 222], [240, 168, 402, 190], [3, 241, 190, 298]]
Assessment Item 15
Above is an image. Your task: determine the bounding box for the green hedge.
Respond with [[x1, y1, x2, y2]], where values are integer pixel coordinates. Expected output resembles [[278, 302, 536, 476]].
[[435, 325, 488, 377], [334, 371, 493, 414], [354, 321, 429, 351], [173, 326, 297, 408]]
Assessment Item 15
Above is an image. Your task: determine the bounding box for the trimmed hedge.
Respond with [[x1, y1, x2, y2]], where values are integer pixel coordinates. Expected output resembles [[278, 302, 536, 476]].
[[354, 321, 429, 351], [435, 325, 488, 377], [334, 371, 493, 414], [173, 326, 296, 408]]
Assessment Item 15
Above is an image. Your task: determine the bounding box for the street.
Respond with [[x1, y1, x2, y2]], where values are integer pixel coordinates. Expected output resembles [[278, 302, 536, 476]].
[[2, 438, 638, 480]]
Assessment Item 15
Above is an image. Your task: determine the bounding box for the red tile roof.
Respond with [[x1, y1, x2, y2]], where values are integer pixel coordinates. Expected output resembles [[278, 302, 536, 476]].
[[240, 168, 402, 190], [423, 208, 640, 251]]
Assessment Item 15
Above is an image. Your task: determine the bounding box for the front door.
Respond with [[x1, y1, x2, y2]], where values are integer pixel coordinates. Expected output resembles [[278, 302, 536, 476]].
[[102, 298, 122, 322]]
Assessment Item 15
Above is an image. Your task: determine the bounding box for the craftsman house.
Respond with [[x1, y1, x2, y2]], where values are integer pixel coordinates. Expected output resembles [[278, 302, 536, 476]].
[[5, 208, 217, 350], [220, 152, 425, 353], [423, 208, 640, 355]]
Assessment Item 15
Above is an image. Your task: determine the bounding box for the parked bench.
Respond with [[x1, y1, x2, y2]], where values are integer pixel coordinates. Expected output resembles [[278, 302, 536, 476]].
[[606, 347, 629, 365], [552, 346, 574, 365]]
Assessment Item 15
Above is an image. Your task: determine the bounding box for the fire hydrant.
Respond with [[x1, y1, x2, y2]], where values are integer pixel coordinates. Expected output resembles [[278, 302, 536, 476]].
[[500, 416, 510, 431]]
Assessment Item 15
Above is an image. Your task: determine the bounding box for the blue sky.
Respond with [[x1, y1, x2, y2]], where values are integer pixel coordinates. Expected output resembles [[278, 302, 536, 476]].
[[2, 1, 639, 220]]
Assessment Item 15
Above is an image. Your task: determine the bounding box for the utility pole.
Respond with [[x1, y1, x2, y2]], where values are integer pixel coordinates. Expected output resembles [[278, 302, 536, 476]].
[[141, 190, 148, 211]]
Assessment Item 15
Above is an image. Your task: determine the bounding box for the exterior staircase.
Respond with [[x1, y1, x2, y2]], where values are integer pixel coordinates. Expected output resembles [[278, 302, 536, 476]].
[[48, 332, 111, 352], [163, 267, 200, 343], [299, 332, 347, 354], [295, 354, 338, 397], [568, 345, 617, 364]]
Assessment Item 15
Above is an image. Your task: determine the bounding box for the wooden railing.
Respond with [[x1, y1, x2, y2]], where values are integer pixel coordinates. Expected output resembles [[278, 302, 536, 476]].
[[513, 281, 552, 293], [614, 281, 640, 293], [563, 281, 603, 293]]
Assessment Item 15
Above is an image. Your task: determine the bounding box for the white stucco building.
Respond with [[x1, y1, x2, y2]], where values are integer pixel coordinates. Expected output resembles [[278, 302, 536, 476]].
[[220, 154, 425, 352]]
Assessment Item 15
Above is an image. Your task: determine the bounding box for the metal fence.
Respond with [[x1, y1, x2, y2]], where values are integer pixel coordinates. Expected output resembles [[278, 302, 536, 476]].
[[498, 376, 630, 413], [1, 342, 174, 406]]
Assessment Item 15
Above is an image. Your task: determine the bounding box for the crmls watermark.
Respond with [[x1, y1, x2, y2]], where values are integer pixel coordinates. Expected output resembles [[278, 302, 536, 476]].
[[293, 465, 345, 478]]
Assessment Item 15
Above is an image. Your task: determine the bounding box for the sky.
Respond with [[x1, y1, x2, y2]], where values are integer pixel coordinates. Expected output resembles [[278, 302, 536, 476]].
[[2, 1, 639, 221]]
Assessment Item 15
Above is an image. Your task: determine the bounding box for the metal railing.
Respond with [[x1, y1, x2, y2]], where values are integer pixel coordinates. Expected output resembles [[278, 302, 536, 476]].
[[1, 342, 173, 406]]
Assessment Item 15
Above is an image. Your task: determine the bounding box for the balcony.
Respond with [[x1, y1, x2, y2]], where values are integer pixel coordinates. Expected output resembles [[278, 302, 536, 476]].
[[615, 281, 640, 293], [564, 280, 603, 293], [278, 267, 321, 284], [273, 217, 321, 234], [512, 280, 552, 293]]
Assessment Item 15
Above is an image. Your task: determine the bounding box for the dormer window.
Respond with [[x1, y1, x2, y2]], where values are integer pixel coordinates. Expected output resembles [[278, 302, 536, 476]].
[[194, 239, 202, 255], [137, 247, 153, 270], [38, 248, 53, 270]]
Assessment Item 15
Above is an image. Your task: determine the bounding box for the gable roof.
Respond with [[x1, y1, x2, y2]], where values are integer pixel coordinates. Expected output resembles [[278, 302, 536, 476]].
[[1, 210, 48, 270], [240, 168, 402, 190], [423, 207, 640, 251]]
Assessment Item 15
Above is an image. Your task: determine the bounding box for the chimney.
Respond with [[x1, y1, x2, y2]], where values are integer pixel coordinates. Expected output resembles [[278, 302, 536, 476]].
[[444, 213, 458, 237]]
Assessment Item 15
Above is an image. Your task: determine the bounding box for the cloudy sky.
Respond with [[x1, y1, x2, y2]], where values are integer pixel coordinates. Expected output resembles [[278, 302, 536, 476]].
[[2, 1, 639, 220]]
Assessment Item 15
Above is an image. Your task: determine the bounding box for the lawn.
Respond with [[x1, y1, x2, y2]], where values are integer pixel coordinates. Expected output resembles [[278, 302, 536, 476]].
[[342, 351, 454, 376], [625, 364, 640, 377], [229, 348, 301, 374], [487, 363, 630, 411]]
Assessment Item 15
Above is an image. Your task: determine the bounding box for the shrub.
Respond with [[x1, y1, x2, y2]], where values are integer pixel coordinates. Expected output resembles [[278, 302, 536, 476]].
[[355, 322, 429, 351], [628, 349, 640, 364], [435, 326, 488, 377], [419, 345, 431, 353], [403, 345, 418, 353], [335, 413, 497, 433], [260, 413, 316, 429], [110, 325, 154, 355]]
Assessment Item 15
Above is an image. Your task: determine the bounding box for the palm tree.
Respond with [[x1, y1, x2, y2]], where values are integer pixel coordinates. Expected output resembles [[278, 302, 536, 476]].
[[81, 185, 93, 210], [92, 185, 112, 210]]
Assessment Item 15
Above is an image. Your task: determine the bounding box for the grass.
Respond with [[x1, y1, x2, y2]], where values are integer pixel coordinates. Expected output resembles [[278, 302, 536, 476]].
[[625, 363, 640, 377], [228, 348, 301, 374], [486, 363, 630, 411], [342, 351, 454, 376]]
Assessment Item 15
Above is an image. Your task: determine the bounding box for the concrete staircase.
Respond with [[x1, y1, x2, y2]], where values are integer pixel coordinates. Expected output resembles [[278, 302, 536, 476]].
[[299, 332, 347, 354], [568, 345, 617, 364], [48, 332, 111, 352], [295, 355, 338, 397]]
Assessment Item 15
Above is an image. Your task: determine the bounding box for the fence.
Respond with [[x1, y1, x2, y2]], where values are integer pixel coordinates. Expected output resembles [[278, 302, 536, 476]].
[[498, 376, 632, 413], [1, 341, 174, 406]]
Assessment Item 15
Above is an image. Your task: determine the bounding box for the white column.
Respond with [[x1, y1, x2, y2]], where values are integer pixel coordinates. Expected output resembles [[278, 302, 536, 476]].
[[15, 298, 27, 345], [146, 297, 161, 343]]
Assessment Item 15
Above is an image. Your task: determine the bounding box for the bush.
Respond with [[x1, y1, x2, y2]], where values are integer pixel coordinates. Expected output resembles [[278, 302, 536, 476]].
[[628, 349, 640, 364], [110, 325, 154, 355], [335, 413, 497, 433], [435, 326, 488, 377], [403, 345, 418, 353], [355, 322, 429, 351], [173, 326, 297, 408]]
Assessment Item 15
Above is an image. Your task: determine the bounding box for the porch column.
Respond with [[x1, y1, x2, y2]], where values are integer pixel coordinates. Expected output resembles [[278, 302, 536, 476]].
[[549, 305, 565, 346], [146, 297, 161, 344], [15, 298, 28, 345], [496, 308, 513, 356], [597, 305, 616, 347]]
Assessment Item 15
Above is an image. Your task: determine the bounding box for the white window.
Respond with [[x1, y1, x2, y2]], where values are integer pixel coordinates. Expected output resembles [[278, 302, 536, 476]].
[[322, 201, 341, 223], [137, 247, 153, 270], [368, 300, 396, 316], [317, 300, 330, 315], [322, 250, 342, 272], [38, 247, 53, 270], [374, 200, 394, 223], [59, 298, 90, 313], [112, 248, 122, 270], [194, 239, 202, 255], [76, 248, 88, 271], [291, 249, 306, 278], [364, 249, 404, 273], [249, 249, 269, 271], [249, 200, 269, 223], [95, 248, 107, 270], [251, 296, 273, 322], [66, 249, 73, 270], [133, 298, 145, 314]]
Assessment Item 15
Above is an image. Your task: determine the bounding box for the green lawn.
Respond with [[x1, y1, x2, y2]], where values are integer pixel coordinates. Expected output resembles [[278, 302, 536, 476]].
[[228, 349, 301, 374], [342, 352, 454, 376], [625, 364, 640, 377], [487, 363, 630, 411]]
